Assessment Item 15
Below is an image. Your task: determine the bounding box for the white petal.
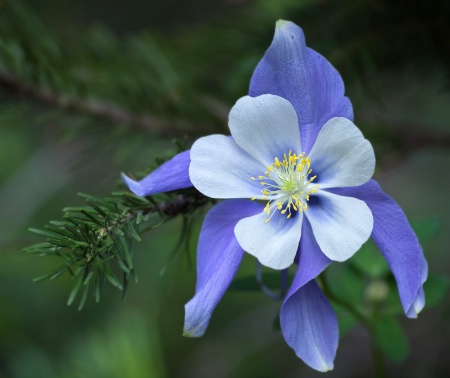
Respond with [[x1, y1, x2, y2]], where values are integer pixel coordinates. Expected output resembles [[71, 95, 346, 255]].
[[234, 209, 303, 270], [308, 117, 375, 189], [305, 190, 373, 262], [228, 95, 302, 166], [189, 135, 265, 199]]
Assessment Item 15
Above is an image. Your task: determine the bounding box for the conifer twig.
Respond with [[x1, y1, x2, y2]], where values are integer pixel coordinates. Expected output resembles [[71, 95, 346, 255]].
[[25, 187, 210, 309], [0, 71, 212, 136]]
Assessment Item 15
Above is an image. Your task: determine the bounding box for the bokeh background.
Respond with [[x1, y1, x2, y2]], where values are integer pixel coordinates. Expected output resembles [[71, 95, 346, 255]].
[[0, 0, 449, 377]]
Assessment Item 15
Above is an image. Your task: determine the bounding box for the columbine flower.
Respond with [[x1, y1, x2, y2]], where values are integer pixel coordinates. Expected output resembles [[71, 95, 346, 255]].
[[122, 20, 427, 372], [189, 94, 375, 271]]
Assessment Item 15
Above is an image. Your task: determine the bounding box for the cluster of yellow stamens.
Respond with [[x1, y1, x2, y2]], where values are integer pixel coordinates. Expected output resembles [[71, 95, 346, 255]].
[[251, 150, 319, 222]]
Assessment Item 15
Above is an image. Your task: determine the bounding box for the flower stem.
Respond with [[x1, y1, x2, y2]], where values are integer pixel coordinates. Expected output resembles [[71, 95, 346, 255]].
[[318, 273, 369, 327], [256, 262, 288, 300], [318, 272, 386, 377], [372, 339, 386, 378]]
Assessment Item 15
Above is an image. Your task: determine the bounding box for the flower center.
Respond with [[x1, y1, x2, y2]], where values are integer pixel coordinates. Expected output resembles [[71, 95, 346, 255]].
[[251, 150, 318, 222]]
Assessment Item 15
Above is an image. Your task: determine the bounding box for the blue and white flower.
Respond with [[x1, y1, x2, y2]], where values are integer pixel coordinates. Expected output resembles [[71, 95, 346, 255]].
[[189, 94, 375, 271], [122, 20, 427, 372]]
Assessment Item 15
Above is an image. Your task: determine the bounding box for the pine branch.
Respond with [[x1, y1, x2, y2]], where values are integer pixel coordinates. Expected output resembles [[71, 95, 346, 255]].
[[372, 122, 450, 170], [0, 70, 213, 137], [391, 123, 450, 151], [25, 186, 210, 310]]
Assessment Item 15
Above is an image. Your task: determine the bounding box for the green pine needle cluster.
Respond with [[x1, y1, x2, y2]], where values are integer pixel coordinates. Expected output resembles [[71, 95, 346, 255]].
[[25, 187, 210, 310]]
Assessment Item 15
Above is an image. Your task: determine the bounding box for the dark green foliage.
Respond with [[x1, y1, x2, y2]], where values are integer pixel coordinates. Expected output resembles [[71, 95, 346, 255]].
[[0, 0, 221, 144], [411, 217, 442, 243], [350, 240, 390, 278], [373, 316, 410, 363], [1, 0, 449, 376], [422, 274, 450, 308]]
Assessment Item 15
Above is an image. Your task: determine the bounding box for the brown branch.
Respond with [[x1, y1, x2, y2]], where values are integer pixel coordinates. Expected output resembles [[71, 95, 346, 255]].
[[0, 71, 214, 136], [375, 122, 450, 170], [392, 123, 450, 151], [2, 70, 450, 152]]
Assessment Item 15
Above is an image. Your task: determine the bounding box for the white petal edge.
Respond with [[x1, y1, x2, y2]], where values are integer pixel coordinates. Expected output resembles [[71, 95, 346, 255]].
[[228, 95, 302, 166], [234, 209, 303, 270], [308, 117, 375, 189], [305, 190, 373, 262], [189, 135, 265, 199]]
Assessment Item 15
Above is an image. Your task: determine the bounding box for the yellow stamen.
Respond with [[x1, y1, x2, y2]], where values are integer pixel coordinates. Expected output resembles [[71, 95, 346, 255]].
[[250, 151, 319, 222]]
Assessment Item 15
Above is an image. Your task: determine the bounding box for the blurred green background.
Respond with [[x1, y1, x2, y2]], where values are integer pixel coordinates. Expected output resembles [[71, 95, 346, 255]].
[[0, 0, 449, 377]]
